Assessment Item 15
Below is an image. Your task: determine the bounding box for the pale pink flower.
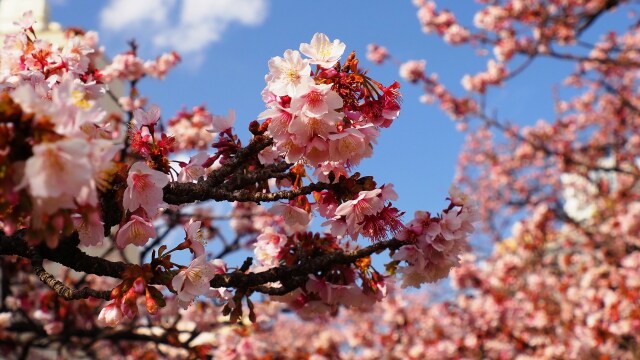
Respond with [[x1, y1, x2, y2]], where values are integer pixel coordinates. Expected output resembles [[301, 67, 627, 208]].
[[267, 50, 314, 97], [335, 189, 384, 237], [22, 138, 93, 209], [304, 137, 331, 165], [254, 231, 288, 266], [14, 11, 35, 30], [178, 151, 209, 182], [288, 114, 335, 146], [184, 219, 205, 257], [115, 215, 156, 248], [172, 256, 226, 309], [72, 211, 104, 247], [206, 109, 236, 133], [291, 83, 343, 118], [328, 128, 368, 164], [299, 33, 346, 69], [97, 302, 124, 327], [269, 203, 311, 234], [313, 162, 348, 183], [118, 96, 147, 112], [123, 161, 169, 216], [261, 106, 294, 142], [443, 24, 471, 44], [258, 145, 280, 165], [133, 104, 161, 127]]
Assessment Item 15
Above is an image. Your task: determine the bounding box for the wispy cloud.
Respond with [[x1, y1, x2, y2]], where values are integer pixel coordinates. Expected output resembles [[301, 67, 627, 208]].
[[99, 0, 268, 54]]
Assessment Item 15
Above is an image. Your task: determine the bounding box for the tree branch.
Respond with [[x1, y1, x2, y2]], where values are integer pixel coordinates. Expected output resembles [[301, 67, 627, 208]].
[[0, 230, 127, 279], [163, 136, 273, 205], [210, 238, 405, 293], [28, 248, 111, 301]]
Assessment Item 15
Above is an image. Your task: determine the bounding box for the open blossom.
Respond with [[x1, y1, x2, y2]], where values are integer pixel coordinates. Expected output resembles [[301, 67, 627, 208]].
[[335, 189, 384, 233], [290, 83, 343, 118], [178, 151, 209, 182], [299, 33, 346, 69], [184, 219, 205, 257], [172, 256, 226, 309], [133, 104, 161, 127], [13, 11, 35, 30], [267, 49, 314, 97], [115, 215, 156, 248], [269, 203, 311, 234], [254, 230, 288, 267], [101, 53, 145, 82], [72, 211, 104, 247], [288, 114, 335, 146], [206, 109, 236, 133], [22, 138, 93, 210], [328, 128, 370, 164], [123, 161, 169, 215]]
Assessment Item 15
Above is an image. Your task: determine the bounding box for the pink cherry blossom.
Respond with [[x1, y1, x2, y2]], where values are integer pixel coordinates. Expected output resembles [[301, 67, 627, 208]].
[[184, 219, 205, 257], [178, 151, 209, 182], [290, 83, 343, 118], [254, 231, 288, 267], [267, 49, 314, 97], [366, 44, 389, 64], [22, 138, 94, 210], [115, 215, 156, 248], [269, 203, 311, 234], [133, 104, 161, 127], [172, 256, 226, 309], [206, 109, 236, 133], [71, 211, 104, 247], [122, 161, 169, 216], [13, 11, 35, 30], [299, 33, 346, 69]]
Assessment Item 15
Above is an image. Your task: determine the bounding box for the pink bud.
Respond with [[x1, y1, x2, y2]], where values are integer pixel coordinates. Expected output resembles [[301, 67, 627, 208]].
[[98, 303, 124, 327], [132, 277, 146, 295]]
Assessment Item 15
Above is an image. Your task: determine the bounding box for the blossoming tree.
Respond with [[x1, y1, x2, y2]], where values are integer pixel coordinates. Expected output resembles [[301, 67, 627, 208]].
[[0, 11, 479, 359], [197, 0, 640, 358]]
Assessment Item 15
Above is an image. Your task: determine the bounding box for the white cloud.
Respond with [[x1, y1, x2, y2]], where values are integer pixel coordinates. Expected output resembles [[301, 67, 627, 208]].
[[99, 0, 268, 53]]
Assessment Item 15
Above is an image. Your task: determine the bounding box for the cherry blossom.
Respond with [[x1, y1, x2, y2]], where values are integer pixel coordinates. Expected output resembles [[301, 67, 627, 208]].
[[267, 49, 314, 97], [122, 161, 169, 215], [172, 256, 226, 309], [299, 32, 347, 69]]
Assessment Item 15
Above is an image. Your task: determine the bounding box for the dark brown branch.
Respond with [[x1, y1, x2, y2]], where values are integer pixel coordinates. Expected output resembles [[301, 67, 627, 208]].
[[220, 161, 293, 191], [210, 238, 405, 293], [0, 230, 127, 279], [163, 136, 273, 204], [28, 248, 111, 301], [203, 181, 337, 203]]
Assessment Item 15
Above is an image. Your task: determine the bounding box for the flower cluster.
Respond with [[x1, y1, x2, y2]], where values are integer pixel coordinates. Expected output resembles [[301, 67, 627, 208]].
[[258, 33, 401, 170], [392, 186, 478, 287], [0, 17, 121, 247]]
